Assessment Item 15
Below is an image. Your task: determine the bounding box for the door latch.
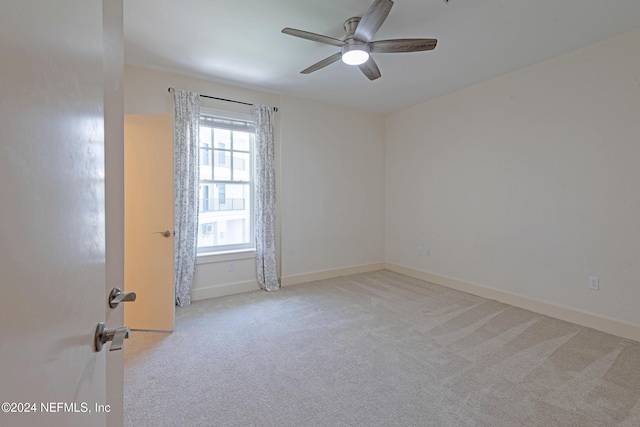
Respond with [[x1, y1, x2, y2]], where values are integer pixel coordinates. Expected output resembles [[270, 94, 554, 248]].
[[94, 322, 130, 352]]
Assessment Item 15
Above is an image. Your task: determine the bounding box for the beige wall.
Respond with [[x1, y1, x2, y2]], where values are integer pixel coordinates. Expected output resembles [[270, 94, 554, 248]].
[[385, 28, 640, 327], [124, 65, 385, 297], [280, 95, 385, 278]]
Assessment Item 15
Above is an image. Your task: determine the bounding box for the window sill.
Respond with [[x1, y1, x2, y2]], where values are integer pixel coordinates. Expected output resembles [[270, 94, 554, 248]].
[[196, 249, 256, 265]]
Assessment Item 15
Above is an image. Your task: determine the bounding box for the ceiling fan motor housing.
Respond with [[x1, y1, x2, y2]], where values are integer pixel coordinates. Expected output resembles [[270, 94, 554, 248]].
[[343, 17, 361, 39]]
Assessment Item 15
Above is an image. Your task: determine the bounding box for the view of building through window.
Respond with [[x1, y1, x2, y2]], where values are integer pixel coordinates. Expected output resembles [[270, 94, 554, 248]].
[[198, 114, 254, 253]]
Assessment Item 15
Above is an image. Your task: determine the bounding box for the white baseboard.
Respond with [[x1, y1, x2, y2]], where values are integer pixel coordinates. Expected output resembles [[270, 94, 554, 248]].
[[191, 263, 386, 301], [281, 262, 386, 287], [191, 280, 260, 301], [385, 262, 640, 343]]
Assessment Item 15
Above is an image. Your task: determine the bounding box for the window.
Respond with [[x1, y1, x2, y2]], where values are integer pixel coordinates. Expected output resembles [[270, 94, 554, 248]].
[[201, 142, 210, 166], [202, 185, 210, 211], [198, 112, 255, 253], [218, 142, 226, 165], [218, 183, 226, 204]]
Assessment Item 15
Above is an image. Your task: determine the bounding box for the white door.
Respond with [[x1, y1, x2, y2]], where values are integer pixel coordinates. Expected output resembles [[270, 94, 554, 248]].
[[104, 0, 126, 425], [0, 1, 124, 426], [124, 114, 175, 331]]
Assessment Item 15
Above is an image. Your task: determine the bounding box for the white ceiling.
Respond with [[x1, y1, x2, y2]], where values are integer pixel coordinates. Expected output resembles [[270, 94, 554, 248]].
[[124, 0, 640, 114]]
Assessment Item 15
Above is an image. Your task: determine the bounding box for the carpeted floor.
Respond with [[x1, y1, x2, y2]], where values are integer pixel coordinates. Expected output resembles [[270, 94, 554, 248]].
[[124, 270, 640, 426]]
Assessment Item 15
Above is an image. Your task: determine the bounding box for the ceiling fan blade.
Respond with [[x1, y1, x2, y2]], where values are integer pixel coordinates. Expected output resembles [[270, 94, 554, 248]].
[[358, 57, 381, 81], [370, 38, 437, 53], [301, 52, 343, 74], [282, 28, 346, 47], [354, 0, 394, 42]]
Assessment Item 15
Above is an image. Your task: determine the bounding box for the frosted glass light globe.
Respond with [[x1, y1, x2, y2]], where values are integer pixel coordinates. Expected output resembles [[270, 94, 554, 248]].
[[342, 44, 370, 65]]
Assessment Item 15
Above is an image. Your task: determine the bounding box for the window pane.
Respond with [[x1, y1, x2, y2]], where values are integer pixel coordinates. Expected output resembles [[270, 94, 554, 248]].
[[197, 183, 251, 248], [215, 183, 246, 211], [199, 184, 213, 213], [200, 127, 212, 144], [200, 146, 212, 187], [217, 143, 227, 164], [232, 152, 251, 181], [198, 221, 217, 248], [200, 144, 210, 166], [213, 128, 230, 149], [203, 167, 213, 181], [233, 131, 250, 151], [213, 150, 231, 180], [199, 128, 213, 180]]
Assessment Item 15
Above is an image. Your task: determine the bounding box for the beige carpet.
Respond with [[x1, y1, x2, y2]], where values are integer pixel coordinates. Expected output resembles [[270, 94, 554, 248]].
[[124, 270, 640, 426]]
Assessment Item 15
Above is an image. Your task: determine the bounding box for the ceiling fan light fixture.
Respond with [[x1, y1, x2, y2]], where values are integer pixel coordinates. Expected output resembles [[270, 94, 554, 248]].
[[341, 43, 370, 65], [283, 0, 437, 80]]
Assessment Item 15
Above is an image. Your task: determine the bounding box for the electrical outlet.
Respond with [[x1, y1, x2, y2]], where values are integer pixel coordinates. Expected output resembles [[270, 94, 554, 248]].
[[417, 247, 431, 257], [588, 276, 599, 290], [228, 262, 235, 272]]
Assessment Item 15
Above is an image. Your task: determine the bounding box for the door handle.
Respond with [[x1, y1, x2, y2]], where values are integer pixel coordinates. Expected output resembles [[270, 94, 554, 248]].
[[153, 230, 171, 238], [94, 322, 130, 352], [109, 287, 137, 309]]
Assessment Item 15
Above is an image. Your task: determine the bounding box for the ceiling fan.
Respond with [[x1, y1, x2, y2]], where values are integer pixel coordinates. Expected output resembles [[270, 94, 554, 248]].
[[282, 0, 437, 81]]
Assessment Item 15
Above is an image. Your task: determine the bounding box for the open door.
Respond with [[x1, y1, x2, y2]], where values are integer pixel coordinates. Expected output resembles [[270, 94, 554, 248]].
[[124, 114, 175, 331], [0, 1, 125, 426]]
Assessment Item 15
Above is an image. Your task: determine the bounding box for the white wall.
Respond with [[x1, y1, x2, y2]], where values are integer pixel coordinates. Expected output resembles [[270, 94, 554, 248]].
[[125, 65, 280, 116], [124, 65, 385, 297], [385, 29, 640, 328], [280, 96, 385, 280]]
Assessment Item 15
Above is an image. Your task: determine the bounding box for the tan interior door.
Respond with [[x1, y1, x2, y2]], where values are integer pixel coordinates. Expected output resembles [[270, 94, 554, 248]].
[[124, 114, 175, 331]]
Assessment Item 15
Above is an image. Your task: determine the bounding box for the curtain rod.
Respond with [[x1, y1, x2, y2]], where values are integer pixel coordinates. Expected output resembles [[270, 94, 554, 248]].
[[168, 87, 278, 112]]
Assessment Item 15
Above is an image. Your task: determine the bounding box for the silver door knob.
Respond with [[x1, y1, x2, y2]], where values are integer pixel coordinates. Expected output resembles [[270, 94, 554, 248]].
[[94, 322, 130, 352], [109, 287, 137, 309], [153, 230, 171, 238]]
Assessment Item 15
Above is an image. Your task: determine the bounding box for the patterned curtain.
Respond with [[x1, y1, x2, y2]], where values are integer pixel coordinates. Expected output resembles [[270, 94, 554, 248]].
[[253, 105, 280, 291], [173, 89, 200, 306]]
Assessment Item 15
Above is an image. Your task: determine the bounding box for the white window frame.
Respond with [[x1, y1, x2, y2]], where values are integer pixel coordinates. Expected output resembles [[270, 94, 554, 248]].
[[197, 107, 255, 256]]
